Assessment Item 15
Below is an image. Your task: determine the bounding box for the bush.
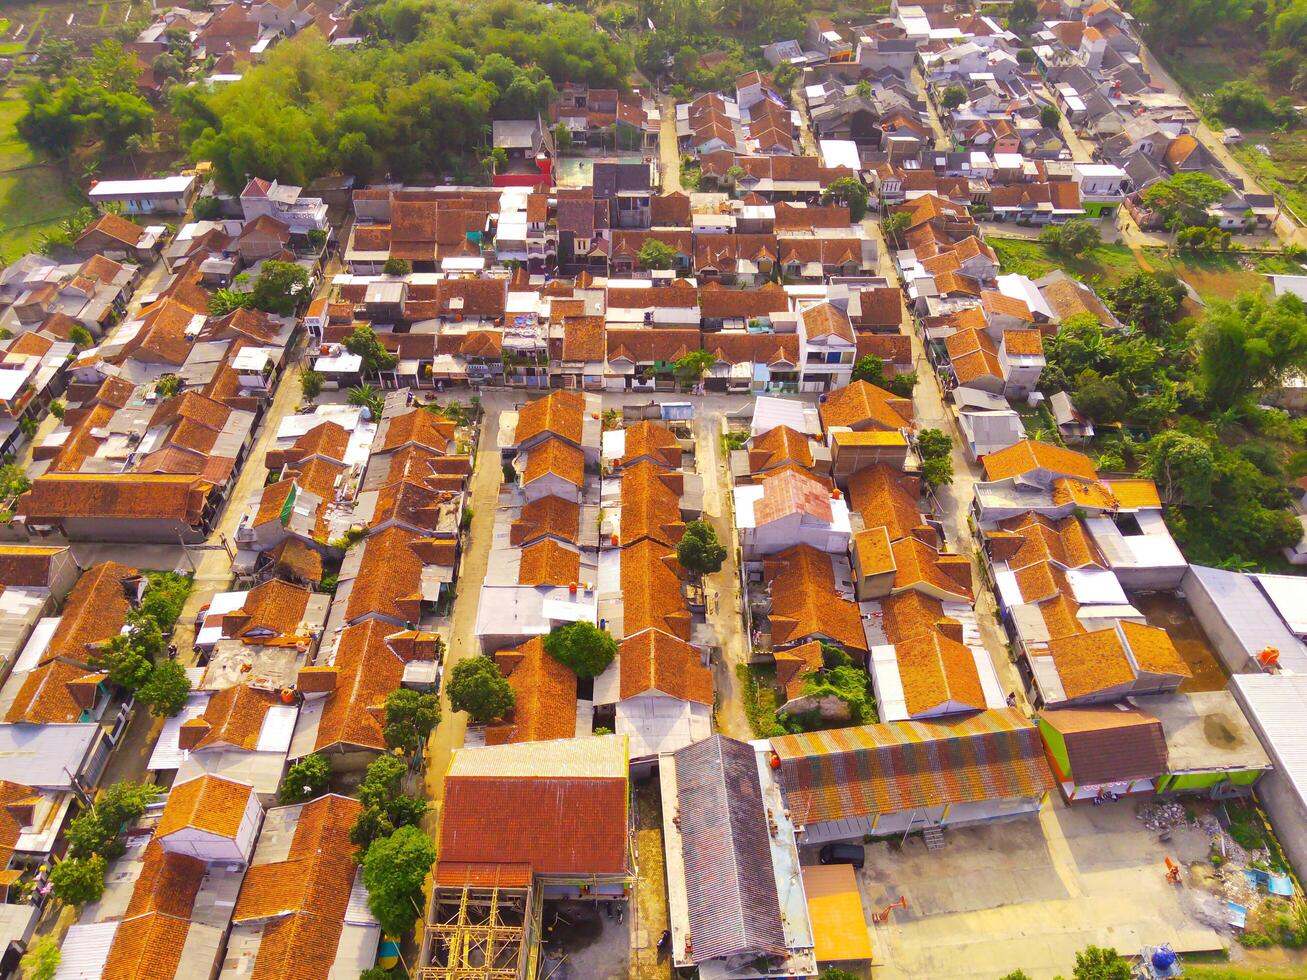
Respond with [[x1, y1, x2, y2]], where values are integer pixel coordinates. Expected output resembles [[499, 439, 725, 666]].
[[192, 196, 222, 220], [447, 655, 515, 723], [279, 753, 332, 804], [362, 825, 436, 936], [543, 621, 618, 678], [383, 257, 411, 277]]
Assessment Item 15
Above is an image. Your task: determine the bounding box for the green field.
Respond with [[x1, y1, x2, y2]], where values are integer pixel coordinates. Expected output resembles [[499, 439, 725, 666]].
[[0, 97, 86, 260], [988, 236, 1269, 304]]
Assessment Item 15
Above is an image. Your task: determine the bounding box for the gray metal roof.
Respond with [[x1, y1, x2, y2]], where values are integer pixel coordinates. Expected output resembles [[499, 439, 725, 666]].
[[673, 734, 786, 962], [1232, 674, 1307, 805], [1186, 565, 1307, 673]]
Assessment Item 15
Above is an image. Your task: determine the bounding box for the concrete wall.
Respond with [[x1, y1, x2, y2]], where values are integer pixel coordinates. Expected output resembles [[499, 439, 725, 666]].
[[1180, 567, 1252, 675], [1254, 769, 1307, 880]]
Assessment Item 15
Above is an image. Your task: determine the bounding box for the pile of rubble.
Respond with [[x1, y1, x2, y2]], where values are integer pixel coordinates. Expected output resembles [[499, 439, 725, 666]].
[[1136, 800, 1190, 831]]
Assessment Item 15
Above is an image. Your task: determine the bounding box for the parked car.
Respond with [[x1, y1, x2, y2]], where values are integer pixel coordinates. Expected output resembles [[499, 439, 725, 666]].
[[818, 843, 864, 869]]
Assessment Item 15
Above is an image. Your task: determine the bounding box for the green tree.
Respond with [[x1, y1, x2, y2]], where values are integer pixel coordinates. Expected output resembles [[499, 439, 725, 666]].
[[250, 260, 310, 315], [362, 825, 436, 936], [1131, 0, 1252, 48], [940, 85, 967, 110], [1039, 103, 1060, 129], [136, 571, 192, 632], [851, 354, 888, 385], [0, 463, 30, 504], [1104, 271, 1185, 337], [917, 428, 954, 488], [68, 325, 94, 349], [674, 348, 714, 386], [209, 288, 254, 316], [300, 369, 324, 403], [92, 619, 164, 693], [447, 655, 515, 723], [359, 754, 408, 809], [192, 196, 223, 220], [821, 176, 869, 222], [638, 238, 677, 270], [344, 325, 399, 374], [1144, 430, 1215, 505], [1041, 218, 1100, 258], [306, 228, 328, 251], [1140, 172, 1230, 231], [676, 518, 727, 575], [348, 383, 385, 420], [998, 972, 1032, 980], [883, 211, 911, 247], [1209, 79, 1278, 126], [19, 935, 61, 980], [136, 659, 191, 717], [1007, 0, 1038, 29], [36, 39, 77, 78], [383, 687, 442, 754], [1197, 292, 1307, 407], [383, 257, 411, 277], [553, 123, 573, 153], [50, 855, 107, 906], [1072, 945, 1131, 980], [48, 400, 65, 421], [922, 455, 953, 487], [279, 753, 333, 804], [543, 621, 618, 678], [1072, 370, 1128, 423], [818, 970, 862, 980]]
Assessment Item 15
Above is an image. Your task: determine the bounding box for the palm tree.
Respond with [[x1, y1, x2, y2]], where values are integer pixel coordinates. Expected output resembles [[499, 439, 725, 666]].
[[348, 384, 384, 420]]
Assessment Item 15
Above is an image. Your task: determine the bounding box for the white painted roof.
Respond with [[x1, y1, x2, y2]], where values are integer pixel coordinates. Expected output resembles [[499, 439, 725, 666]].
[[89, 175, 195, 196]]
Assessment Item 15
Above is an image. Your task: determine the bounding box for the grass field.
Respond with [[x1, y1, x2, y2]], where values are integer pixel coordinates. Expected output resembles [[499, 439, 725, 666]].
[[988, 236, 1271, 304], [0, 96, 85, 260]]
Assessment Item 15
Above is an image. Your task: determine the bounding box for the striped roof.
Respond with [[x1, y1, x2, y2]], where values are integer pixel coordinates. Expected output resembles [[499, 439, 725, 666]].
[[771, 709, 1053, 824], [674, 736, 786, 962]]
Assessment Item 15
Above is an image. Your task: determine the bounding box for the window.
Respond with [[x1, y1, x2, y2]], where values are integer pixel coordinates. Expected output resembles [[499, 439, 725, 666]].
[[840, 351, 854, 364], [825, 351, 842, 364], [807, 352, 824, 364]]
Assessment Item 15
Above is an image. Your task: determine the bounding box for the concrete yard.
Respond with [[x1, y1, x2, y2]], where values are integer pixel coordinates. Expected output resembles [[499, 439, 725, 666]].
[[841, 803, 1225, 980]]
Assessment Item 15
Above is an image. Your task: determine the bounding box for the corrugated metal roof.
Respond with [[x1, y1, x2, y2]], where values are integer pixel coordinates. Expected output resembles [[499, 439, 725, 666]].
[[1231, 674, 1307, 805], [673, 735, 786, 962], [1187, 565, 1307, 672], [53, 921, 118, 979]]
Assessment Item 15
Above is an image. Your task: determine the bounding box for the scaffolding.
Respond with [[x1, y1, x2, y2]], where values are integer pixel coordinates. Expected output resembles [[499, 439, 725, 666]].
[[417, 883, 533, 980]]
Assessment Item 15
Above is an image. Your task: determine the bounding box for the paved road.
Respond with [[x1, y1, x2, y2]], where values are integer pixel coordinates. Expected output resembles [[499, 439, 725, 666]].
[[915, 69, 953, 150], [658, 95, 681, 193], [422, 390, 506, 810]]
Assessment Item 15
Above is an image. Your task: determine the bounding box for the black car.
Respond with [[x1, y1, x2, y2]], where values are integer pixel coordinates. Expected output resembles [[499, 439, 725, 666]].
[[818, 843, 865, 869]]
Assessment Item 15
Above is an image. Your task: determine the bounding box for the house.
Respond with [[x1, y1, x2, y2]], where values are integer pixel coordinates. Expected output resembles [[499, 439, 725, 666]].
[[1070, 163, 1128, 218], [661, 735, 818, 979], [74, 213, 163, 263], [239, 177, 329, 234], [770, 709, 1054, 843], [17, 474, 216, 542], [418, 737, 633, 976], [1038, 705, 1169, 802], [733, 468, 852, 559], [818, 379, 914, 451], [798, 302, 856, 393], [221, 793, 379, 979], [88, 175, 197, 215]]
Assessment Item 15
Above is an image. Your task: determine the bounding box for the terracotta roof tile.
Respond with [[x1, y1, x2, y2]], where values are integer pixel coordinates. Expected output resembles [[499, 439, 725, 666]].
[[379, 410, 456, 454], [101, 911, 192, 980], [753, 468, 834, 526], [763, 544, 867, 652], [518, 539, 582, 588], [561, 317, 606, 361], [846, 465, 925, 542], [485, 637, 578, 745], [156, 774, 254, 841], [343, 525, 429, 625], [511, 495, 580, 546], [891, 537, 974, 601], [982, 441, 1098, 482], [516, 390, 587, 447], [819, 380, 913, 433], [1046, 627, 1136, 700], [1002, 329, 1045, 356], [617, 421, 681, 470], [620, 460, 685, 547], [621, 539, 691, 641], [19, 474, 213, 524], [523, 437, 585, 489], [852, 526, 895, 576], [801, 302, 855, 343], [748, 425, 813, 472], [1120, 620, 1190, 678], [316, 621, 435, 753], [895, 631, 986, 716], [189, 684, 279, 751], [618, 628, 712, 704]]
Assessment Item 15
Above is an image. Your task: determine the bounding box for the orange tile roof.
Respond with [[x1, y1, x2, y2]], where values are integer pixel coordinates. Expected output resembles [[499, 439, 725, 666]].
[[620, 460, 685, 547], [379, 409, 456, 454], [895, 631, 986, 716], [982, 290, 1034, 322], [852, 526, 895, 576], [316, 620, 435, 753], [945, 328, 1003, 386], [4, 660, 103, 723], [561, 317, 606, 362], [19, 474, 213, 523], [122, 841, 205, 920], [188, 684, 280, 751], [617, 421, 682, 469], [43, 560, 137, 666], [773, 639, 826, 701], [343, 525, 428, 625], [510, 495, 580, 546], [1039, 593, 1085, 640], [880, 590, 956, 645], [763, 544, 867, 652], [233, 794, 362, 957], [485, 637, 577, 745], [1047, 627, 1136, 700], [1104, 479, 1162, 510], [1002, 329, 1045, 356], [523, 437, 585, 489], [518, 539, 582, 587], [618, 628, 713, 704], [748, 425, 813, 472], [891, 537, 974, 601], [222, 579, 312, 641], [819, 380, 914, 433], [248, 910, 345, 980], [846, 465, 925, 542], [801, 302, 855, 343], [1120, 620, 1191, 679], [1051, 478, 1118, 510], [516, 390, 587, 447], [156, 774, 254, 841], [981, 440, 1098, 483], [621, 539, 691, 641], [101, 911, 192, 980]]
